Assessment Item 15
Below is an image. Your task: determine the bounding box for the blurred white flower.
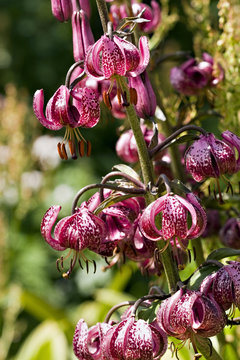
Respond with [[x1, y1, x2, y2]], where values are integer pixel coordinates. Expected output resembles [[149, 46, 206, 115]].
[[32, 135, 62, 170], [3, 186, 18, 205], [21, 171, 43, 192], [53, 184, 74, 204], [0, 145, 10, 164]]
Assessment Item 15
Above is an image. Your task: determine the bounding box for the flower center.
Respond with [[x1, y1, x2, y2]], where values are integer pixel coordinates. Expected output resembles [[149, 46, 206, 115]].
[[57, 126, 91, 160]]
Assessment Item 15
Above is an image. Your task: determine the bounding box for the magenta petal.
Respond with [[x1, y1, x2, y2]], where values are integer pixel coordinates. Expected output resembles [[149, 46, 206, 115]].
[[33, 89, 63, 130], [48, 85, 78, 127], [102, 35, 127, 78], [150, 0, 161, 31], [125, 319, 153, 359], [139, 195, 167, 241], [149, 321, 168, 359], [127, 36, 150, 77], [73, 319, 92, 360], [222, 130, 240, 172], [85, 39, 105, 80], [87, 323, 112, 360], [72, 87, 100, 128], [186, 193, 207, 239], [40, 206, 66, 251]]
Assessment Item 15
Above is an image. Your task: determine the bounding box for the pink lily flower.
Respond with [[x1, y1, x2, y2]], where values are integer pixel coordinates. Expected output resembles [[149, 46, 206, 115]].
[[139, 193, 206, 250], [40, 204, 107, 276], [157, 288, 226, 341], [33, 85, 100, 159], [185, 131, 240, 182], [85, 35, 149, 81]]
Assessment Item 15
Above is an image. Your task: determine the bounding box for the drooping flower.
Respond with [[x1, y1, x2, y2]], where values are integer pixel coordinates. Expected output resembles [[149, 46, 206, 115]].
[[73, 319, 112, 360], [200, 261, 240, 310], [110, 0, 161, 33], [72, 10, 95, 62], [51, 0, 72, 22], [33, 85, 100, 159], [101, 317, 168, 360], [85, 34, 149, 108], [170, 53, 224, 96], [139, 193, 206, 250], [220, 218, 240, 249], [128, 70, 157, 119], [157, 288, 226, 341], [85, 35, 149, 81], [116, 125, 165, 163], [185, 131, 240, 182], [40, 204, 107, 276]]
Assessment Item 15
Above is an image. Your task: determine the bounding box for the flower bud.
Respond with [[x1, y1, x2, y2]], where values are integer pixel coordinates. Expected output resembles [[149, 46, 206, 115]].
[[72, 10, 94, 62], [220, 218, 240, 249], [51, 0, 72, 22]]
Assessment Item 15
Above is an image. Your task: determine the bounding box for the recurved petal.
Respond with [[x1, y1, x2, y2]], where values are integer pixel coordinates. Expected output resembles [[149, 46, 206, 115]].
[[222, 130, 240, 172], [84, 39, 105, 80], [191, 294, 226, 338], [186, 193, 207, 239], [87, 323, 112, 360], [127, 36, 150, 77], [48, 85, 78, 127], [224, 261, 240, 308], [139, 195, 168, 241], [162, 195, 188, 240], [73, 319, 93, 360], [33, 89, 63, 130], [149, 321, 168, 359], [40, 205, 66, 251]]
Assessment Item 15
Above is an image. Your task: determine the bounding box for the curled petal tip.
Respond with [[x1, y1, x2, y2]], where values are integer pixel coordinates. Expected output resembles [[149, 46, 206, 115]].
[[41, 205, 66, 251]]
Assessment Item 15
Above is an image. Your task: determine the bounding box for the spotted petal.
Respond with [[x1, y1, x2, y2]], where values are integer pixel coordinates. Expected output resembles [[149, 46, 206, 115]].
[[33, 89, 63, 130], [71, 87, 100, 128], [127, 36, 150, 77]]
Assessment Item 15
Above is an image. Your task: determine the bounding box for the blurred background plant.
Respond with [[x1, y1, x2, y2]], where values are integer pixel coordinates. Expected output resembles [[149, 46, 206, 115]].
[[0, 0, 240, 359]]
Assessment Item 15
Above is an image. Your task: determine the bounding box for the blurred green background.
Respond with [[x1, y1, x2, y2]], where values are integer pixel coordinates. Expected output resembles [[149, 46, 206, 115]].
[[1, 0, 240, 359]]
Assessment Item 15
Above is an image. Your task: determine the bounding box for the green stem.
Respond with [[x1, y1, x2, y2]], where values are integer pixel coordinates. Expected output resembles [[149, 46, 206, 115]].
[[96, 0, 109, 33], [117, 76, 154, 189], [95, 0, 180, 292]]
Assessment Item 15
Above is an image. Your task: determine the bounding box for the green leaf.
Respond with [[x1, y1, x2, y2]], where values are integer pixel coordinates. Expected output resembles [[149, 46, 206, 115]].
[[94, 193, 139, 215], [207, 248, 240, 261], [15, 321, 68, 360], [188, 264, 220, 290], [137, 301, 160, 323], [112, 164, 141, 182]]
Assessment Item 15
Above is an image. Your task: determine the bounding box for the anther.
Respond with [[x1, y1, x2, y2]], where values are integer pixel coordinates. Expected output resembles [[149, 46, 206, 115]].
[[57, 142, 65, 159], [86, 260, 89, 273], [61, 143, 68, 160], [78, 258, 84, 269], [78, 140, 85, 157], [103, 91, 112, 109], [187, 249, 191, 263], [193, 246, 196, 261], [117, 88, 122, 105], [56, 259, 61, 272], [60, 255, 64, 269], [68, 139, 77, 160], [93, 260, 97, 274], [129, 87, 138, 105], [87, 140, 91, 157]]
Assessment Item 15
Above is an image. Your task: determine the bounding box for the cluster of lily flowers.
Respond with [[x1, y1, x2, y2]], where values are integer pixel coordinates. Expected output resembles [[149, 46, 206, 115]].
[[33, 0, 240, 358], [72, 261, 240, 359]]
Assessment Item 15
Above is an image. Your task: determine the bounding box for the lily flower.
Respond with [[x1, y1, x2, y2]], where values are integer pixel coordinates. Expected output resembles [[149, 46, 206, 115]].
[[139, 193, 206, 251], [85, 34, 149, 108], [200, 261, 240, 310], [157, 288, 226, 341], [41, 204, 107, 277], [73, 319, 111, 360], [185, 131, 240, 182], [33, 85, 100, 159], [101, 317, 167, 360]]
